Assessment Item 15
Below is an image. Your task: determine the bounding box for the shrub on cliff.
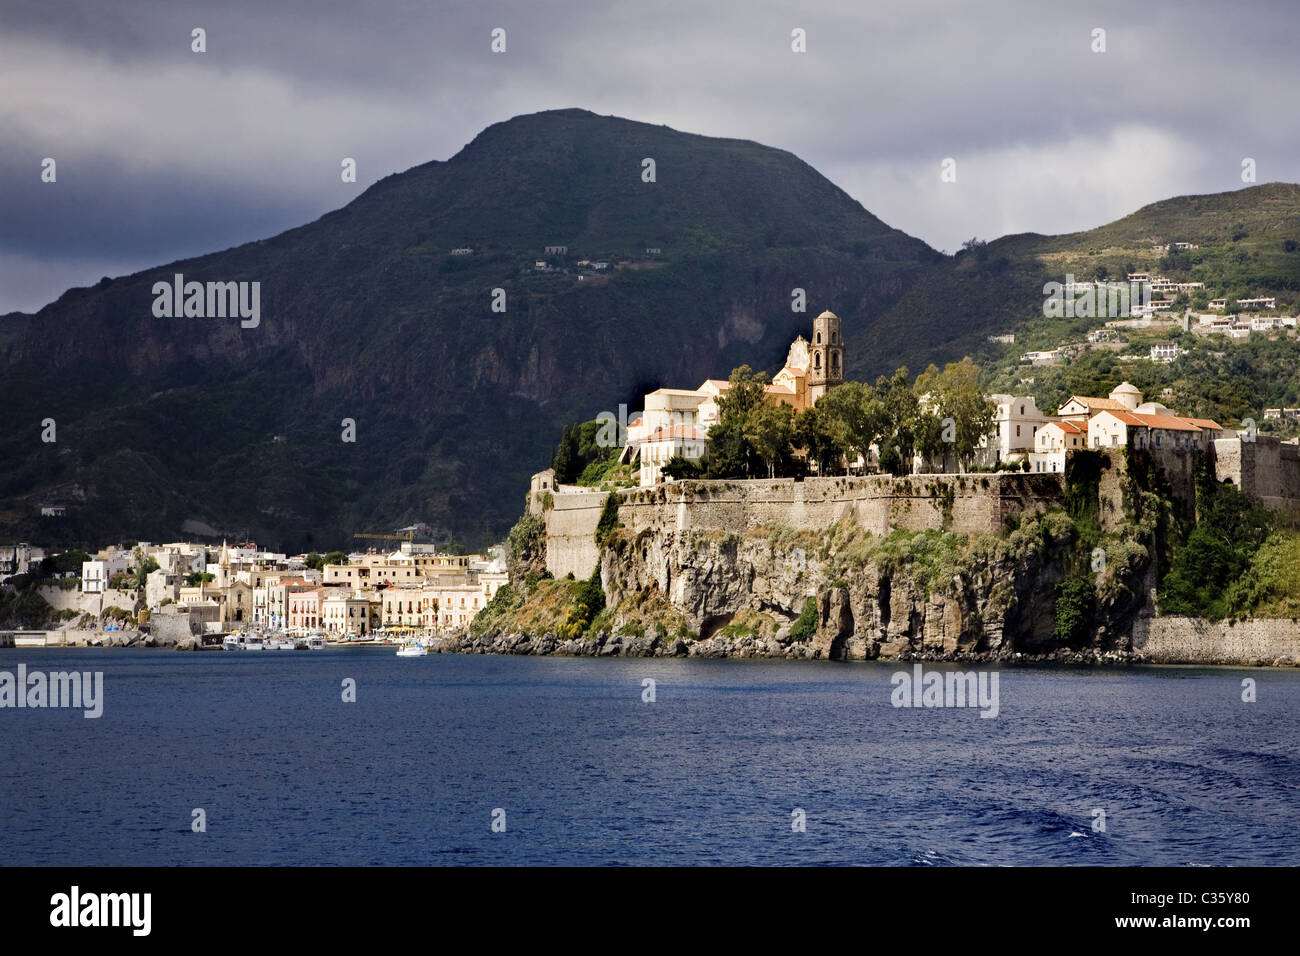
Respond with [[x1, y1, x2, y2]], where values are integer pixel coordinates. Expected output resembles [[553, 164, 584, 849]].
[[558, 569, 606, 640], [788, 597, 818, 643], [470, 583, 523, 637], [507, 512, 547, 587], [1225, 529, 1300, 618], [595, 493, 620, 547], [1053, 576, 1096, 645], [1159, 474, 1272, 619]]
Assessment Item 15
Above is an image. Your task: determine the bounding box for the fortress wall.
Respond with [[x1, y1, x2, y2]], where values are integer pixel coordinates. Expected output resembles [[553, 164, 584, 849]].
[[1133, 616, 1300, 665], [36, 586, 137, 616], [542, 474, 1065, 578], [1213, 437, 1300, 513]]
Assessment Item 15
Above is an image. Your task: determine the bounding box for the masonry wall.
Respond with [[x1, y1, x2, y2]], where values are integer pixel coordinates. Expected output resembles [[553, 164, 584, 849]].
[[1213, 436, 1300, 513], [36, 586, 138, 616], [541, 473, 1065, 579], [1133, 616, 1300, 665]]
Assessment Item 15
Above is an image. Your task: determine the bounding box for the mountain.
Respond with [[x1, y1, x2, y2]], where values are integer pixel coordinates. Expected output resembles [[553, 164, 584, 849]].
[[0, 109, 939, 551], [864, 182, 1300, 375], [4, 107, 1300, 553]]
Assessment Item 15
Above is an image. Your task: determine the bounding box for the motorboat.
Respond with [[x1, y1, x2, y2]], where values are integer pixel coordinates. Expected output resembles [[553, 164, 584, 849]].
[[395, 640, 427, 657], [306, 636, 326, 650]]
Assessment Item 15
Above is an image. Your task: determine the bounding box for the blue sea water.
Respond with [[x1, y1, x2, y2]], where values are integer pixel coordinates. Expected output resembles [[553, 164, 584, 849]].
[[1, 648, 1296, 866]]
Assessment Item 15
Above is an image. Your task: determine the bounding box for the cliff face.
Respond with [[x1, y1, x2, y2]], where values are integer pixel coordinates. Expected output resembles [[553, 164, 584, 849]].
[[594, 515, 1098, 661]]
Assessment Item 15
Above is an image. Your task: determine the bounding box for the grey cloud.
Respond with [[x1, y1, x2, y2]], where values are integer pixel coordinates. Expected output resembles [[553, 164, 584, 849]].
[[1, 0, 1298, 312]]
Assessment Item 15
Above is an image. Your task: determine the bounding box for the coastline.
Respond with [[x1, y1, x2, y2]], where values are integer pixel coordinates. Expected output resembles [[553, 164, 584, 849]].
[[9, 615, 1300, 668]]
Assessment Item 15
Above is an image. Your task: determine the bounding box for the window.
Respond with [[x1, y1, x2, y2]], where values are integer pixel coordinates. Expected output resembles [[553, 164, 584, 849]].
[[1016, 425, 1021, 437], [816, 332, 822, 344]]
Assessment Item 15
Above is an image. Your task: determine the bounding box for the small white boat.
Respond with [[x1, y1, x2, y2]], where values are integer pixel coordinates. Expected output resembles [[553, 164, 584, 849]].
[[243, 634, 267, 650], [395, 640, 427, 657], [269, 638, 296, 650], [222, 634, 243, 650], [306, 636, 326, 650]]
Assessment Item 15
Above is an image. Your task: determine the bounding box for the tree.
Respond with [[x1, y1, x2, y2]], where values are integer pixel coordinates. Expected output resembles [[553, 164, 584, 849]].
[[812, 381, 882, 473], [714, 365, 771, 477], [912, 407, 947, 474], [551, 424, 579, 483], [1160, 473, 1273, 619], [552, 419, 622, 485], [875, 367, 921, 475], [793, 405, 843, 475], [322, 550, 348, 567], [130, 547, 160, 590], [305, 552, 324, 572], [662, 455, 706, 480], [918, 358, 995, 471], [745, 401, 796, 477]]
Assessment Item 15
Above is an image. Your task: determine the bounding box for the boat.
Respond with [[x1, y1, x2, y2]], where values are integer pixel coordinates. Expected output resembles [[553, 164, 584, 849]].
[[269, 637, 296, 650], [306, 636, 326, 650], [243, 633, 267, 650], [222, 633, 244, 650], [395, 640, 427, 657]]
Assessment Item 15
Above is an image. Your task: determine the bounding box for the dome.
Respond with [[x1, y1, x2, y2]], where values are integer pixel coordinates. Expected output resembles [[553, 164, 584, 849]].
[[816, 310, 839, 320], [1110, 381, 1142, 410]]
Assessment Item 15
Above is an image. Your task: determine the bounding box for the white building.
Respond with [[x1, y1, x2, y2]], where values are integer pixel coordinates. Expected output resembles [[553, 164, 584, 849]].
[[81, 555, 129, 593], [986, 394, 1053, 463], [638, 425, 711, 487], [1030, 420, 1087, 473]]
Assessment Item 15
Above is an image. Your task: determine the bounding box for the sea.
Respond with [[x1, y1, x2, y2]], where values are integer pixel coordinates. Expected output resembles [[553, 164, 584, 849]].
[[2, 648, 1296, 866]]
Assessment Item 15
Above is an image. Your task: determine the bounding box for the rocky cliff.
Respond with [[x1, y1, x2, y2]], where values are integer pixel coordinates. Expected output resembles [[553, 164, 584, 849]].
[[470, 500, 1154, 663]]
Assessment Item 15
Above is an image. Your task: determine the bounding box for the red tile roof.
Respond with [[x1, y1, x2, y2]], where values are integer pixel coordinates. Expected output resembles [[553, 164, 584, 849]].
[[1103, 410, 1200, 431], [1064, 395, 1129, 412], [1048, 420, 1086, 434]]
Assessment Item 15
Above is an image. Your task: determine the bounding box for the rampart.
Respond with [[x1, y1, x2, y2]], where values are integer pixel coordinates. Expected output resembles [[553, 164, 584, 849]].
[[1212, 436, 1300, 514], [1133, 616, 1300, 666], [540, 473, 1065, 579]]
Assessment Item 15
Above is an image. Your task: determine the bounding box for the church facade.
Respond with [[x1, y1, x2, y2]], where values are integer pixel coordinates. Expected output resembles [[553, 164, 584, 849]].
[[626, 310, 846, 485]]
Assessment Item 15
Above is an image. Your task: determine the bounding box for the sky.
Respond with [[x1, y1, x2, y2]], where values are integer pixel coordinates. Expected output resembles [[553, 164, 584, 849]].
[[3, 0, 1298, 314]]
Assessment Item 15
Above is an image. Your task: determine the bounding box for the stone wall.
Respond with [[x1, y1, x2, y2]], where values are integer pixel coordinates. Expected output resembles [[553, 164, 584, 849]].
[[542, 473, 1064, 579], [37, 586, 138, 617], [1213, 436, 1300, 514], [148, 607, 200, 644], [1133, 616, 1300, 666]]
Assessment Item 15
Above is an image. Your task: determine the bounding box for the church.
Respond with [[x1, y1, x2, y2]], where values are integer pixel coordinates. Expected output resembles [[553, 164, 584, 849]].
[[625, 311, 845, 486]]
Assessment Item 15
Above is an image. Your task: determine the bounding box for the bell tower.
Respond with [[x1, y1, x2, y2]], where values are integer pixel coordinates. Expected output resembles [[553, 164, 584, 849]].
[[808, 310, 844, 404]]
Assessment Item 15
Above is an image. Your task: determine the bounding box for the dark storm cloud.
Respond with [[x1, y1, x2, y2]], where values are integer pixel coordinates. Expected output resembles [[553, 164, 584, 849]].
[[2, 0, 1298, 311]]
